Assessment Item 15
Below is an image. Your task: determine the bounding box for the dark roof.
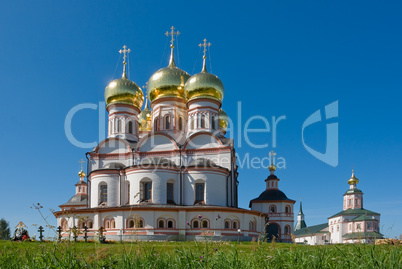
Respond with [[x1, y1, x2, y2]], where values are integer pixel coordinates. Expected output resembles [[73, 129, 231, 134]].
[[351, 215, 378, 221], [328, 208, 380, 219], [249, 189, 295, 207], [344, 188, 363, 195], [61, 194, 87, 206], [266, 174, 278, 180], [342, 232, 383, 239], [293, 223, 329, 236], [294, 220, 307, 231]]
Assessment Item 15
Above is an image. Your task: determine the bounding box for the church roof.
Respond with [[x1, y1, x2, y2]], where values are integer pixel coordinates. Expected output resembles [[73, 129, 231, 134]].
[[249, 189, 295, 207], [344, 188, 363, 195], [351, 215, 377, 221], [61, 194, 87, 206], [328, 208, 380, 219], [342, 232, 383, 239], [293, 223, 329, 236]]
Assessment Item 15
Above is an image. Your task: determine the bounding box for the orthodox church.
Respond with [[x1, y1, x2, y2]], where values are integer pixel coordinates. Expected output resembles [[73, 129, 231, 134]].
[[54, 27, 295, 242], [294, 171, 382, 244]]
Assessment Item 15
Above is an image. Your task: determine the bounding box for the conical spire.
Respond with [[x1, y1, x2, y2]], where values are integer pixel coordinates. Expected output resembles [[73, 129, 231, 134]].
[[165, 26, 180, 68], [119, 45, 131, 79], [298, 199, 304, 215], [294, 199, 307, 231], [199, 38, 211, 73]]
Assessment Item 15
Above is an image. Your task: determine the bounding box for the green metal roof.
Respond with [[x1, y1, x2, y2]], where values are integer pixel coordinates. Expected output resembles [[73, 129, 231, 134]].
[[342, 232, 383, 239], [328, 208, 380, 219], [344, 188, 363, 195], [293, 223, 329, 236], [351, 215, 377, 221]]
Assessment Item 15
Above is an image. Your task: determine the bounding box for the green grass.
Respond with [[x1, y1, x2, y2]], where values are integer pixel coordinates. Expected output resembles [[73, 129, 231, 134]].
[[0, 240, 401, 268]]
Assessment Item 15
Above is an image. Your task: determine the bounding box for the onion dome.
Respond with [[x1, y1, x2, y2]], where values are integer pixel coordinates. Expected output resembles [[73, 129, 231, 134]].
[[104, 45, 144, 109], [78, 169, 86, 178], [348, 170, 359, 185], [147, 28, 190, 103], [139, 97, 152, 131], [185, 39, 224, 103], [219, 109, 229, 131]]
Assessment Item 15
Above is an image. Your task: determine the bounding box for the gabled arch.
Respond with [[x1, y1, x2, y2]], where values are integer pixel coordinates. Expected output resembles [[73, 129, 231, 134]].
[[184, 132, 223, 150], [137, 133, 178, 152], [95, 138, 132, 154]]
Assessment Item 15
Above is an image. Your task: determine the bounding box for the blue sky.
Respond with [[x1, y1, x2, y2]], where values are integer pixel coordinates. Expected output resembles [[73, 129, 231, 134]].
[[1, 0, 401, 238]]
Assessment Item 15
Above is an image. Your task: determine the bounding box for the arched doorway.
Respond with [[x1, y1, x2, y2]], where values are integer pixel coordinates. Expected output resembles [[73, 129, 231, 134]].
[[265, 222, 280, 242]]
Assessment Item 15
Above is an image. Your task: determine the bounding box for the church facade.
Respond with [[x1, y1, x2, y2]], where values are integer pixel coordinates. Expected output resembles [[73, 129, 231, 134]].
[[294, 171, 382, 244], [54, 28, 295, 242]]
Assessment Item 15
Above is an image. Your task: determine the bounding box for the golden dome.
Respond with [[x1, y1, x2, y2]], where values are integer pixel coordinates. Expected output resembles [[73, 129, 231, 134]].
[[147, 45, 190, 103], [105, 76, 144, 109], [78, 169, 86, 178], [219, 109, 229, 131], [185, 57, 224, 103], [104, 46, 144, 109], [139, 97, 152, 131], [348, 170, 359, 185]]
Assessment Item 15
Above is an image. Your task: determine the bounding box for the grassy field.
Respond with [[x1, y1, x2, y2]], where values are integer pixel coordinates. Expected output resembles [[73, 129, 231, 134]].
[[0, 240, 401, 268]]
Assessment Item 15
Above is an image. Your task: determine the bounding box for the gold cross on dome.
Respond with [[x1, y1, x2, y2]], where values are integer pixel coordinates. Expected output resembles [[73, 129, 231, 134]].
[[199, 38, 211, 58], [79, 159, 85, 170], [165, 26, 180, 47], [269, 150, 276, 165], [119, 45, 131, 64]]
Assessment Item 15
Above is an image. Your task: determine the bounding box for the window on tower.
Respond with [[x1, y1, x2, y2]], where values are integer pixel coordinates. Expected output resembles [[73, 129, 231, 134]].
[[179, 117, 183, 131], [117, 119, 122, 132], [99, 184, 107, 204], [201, 115, 206, 128], [167, 183, 174, 204], [211, 116, 216, 129], [128, 121, 133, 133], [154, 118, 158, 132], [165, 115, 170, 129], [195, 183, 205, 203], [141, 181, 152, 202]]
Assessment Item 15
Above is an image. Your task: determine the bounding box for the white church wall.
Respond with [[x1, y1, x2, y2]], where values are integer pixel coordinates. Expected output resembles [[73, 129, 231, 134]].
[[90, 173, 119, 208], [185, 134, 221, 150]]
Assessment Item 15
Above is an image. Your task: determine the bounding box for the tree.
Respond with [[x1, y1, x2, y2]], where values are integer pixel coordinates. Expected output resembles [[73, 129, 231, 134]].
[[0, 218, 11, 240]]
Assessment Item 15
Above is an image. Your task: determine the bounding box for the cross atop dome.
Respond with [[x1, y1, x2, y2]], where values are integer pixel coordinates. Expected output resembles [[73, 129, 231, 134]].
[[165, 26, 180, 48], [78, 159, 86, 179], [269, 150, 277, 172], [199, 38, 211, 72], [119, 45, 131, 78]]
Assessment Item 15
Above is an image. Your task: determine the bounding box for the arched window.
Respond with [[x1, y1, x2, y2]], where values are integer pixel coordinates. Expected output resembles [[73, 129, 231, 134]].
[[190, 117, 194, 130], [195, 183, 205, 203], [167, 220, 174, 229], [154, 118, 158, 132], [211, 116, 216, 129], [99, 183, 107, 204], [128, 220, 135, 228], [167, 183, 174, 204], [117, 119, 122, 132], [165, 115, 170, 129], [179, 117, 183, 131], [202, 220, 208, 229], [128, 121, 133, 134], [284, 225, 290, 234], [233, 221, 238, 230], [285, 205, 291, 214], [127, 183, 130, 204], [140, 180, 152, 202], [158, 219, 165, 228], [193, 220, 199, 229], [224, 221, 230, 229], [138, 219, 144, 228], [87, 220, 93, 229], [201, 115, 206, 128], [270, 205, 276, 213], [111, 219, 116, 229], [355, 198, 359, 205], [105, 220, 110, 229]]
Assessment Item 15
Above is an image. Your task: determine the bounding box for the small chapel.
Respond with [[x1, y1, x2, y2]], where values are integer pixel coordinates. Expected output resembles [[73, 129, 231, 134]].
[[294, 171, 382, 244], [53, 27, 295, 242]]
